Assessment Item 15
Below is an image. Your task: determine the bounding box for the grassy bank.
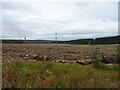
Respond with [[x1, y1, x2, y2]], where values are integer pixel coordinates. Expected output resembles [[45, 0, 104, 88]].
[[2, 61, 119, 88]]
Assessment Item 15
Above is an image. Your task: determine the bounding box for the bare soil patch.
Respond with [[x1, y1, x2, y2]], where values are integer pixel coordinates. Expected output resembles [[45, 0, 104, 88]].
[[2, 44, 117, 63]]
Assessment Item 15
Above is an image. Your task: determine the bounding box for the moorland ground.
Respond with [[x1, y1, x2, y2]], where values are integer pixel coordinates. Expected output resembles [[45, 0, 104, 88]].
[[2, 44, 117, 62], [2, 44, 120, 88]]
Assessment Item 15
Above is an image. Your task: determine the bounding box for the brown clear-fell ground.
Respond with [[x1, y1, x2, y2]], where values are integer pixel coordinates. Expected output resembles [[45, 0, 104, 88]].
[[2, 44, 119, 88], [2, 44, 117, 62]]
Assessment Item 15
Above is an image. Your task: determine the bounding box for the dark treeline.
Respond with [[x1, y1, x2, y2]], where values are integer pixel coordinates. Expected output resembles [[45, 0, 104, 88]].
[[94, 35, 119, 44], [2, 40, 51, 44], [66, 35, 120, 44], [2, 35, 120, 44]]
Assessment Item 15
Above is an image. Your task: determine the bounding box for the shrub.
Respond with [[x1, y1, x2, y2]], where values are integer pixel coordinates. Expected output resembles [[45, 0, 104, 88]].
[[111, 47, 120, 64], [91, 48, 106, 69]]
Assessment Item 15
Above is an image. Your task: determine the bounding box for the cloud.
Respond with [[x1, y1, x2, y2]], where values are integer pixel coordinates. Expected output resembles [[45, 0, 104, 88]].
[[1, 2, 118, 40]]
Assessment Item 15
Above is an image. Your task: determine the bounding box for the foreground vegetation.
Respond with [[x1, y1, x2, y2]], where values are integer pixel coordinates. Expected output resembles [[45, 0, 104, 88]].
[[2, 61, 119, 88]]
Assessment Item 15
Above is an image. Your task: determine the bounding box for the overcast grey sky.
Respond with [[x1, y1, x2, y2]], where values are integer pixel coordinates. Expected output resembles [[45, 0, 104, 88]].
[[1, 2, 118, 40]]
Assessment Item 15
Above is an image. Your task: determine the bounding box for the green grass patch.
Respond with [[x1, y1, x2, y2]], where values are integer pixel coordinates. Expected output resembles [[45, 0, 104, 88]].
[[2, 61, 119, 88], [77, 45, 97, 49], [77, 45, 118, 51], [97, 45, 117, 50]]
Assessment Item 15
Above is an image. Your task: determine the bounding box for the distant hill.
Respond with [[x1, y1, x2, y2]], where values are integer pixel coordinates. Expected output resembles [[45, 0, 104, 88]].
[[1, 35, 120, 44]]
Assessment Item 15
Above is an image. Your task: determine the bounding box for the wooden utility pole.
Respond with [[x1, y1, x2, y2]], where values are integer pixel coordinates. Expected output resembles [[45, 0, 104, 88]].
[[88, 40, 91, 45], [24, 37, 26, 40], [93, 38, 95, 45], [55, 33, 57, 46]]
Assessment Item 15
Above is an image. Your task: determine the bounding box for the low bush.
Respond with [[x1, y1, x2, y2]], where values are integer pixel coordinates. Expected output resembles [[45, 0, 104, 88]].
[[91, 48, 106, 69]]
